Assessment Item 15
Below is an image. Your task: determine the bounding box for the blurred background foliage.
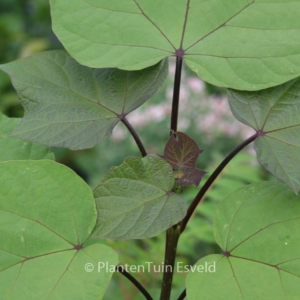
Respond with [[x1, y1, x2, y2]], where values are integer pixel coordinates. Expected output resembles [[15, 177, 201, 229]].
[[0, 1, 271, 299]]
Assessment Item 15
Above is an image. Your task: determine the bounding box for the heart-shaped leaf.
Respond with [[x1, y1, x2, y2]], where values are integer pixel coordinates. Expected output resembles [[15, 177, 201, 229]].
[[186, 182, 300, 300], [229, 78, 300, 194], [91, 154, 186, 240], [161, 132, 202, 169], [160, 132, 206, 187], [0, 50, 168, 150], [0, 160, 118, 299], [50, 0, 300, 90], [0, 112, 54, 161]]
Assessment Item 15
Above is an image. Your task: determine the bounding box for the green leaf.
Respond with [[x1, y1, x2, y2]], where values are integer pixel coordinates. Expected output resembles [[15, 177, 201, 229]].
[[186, 182, 300, 300], [160, 131, 206, 187], [0, 113, 54, 161], [91, 154, 186, 240], [50, 0, 300, 90], [0, 50, 168, 150], [0, 160, 118, 299], [229, 78, 300, 194]]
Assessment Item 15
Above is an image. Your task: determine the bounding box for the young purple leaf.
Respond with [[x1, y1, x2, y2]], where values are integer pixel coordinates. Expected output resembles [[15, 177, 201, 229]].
[[177, 168, 207, 187], [160, 132, 206, 187], [161, 132, 202, 169]]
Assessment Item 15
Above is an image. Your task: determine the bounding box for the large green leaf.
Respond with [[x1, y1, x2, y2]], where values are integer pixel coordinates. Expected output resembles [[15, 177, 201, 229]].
[[91, 154, 186, 240], [0, 50, 168, 150], [186, 182, 300, 300], [0, 160, 118, 300], [229, 78, 300, 194], [50, 0, 300, 90], [0, 112, 54, 161]]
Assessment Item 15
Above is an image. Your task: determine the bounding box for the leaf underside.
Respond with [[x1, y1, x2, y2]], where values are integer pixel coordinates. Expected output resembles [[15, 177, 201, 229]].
[[160, 132, 206, 187], [187, 182, 300, 300], [50, 0, 300, 90], [229, 77, 300, 194], [91, 154, 187, 240], [0, 112, 54, 161], [0, 160, 118, 300], [0, 50, 168, 150]]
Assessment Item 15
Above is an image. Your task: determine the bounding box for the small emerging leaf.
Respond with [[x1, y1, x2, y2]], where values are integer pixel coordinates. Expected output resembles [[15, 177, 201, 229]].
[[186, 182, 300, 299], [161, 132, 202, 169], [91, 154, 187, 240], [177, 168, 206, 187], [229, 78, 300, 194], [0, 50, 168, 150], [0, 160, 118, 299], [0, 112, 54, 161], [160, 132, 206, 187]]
